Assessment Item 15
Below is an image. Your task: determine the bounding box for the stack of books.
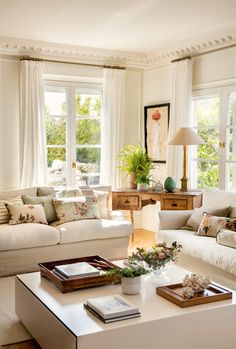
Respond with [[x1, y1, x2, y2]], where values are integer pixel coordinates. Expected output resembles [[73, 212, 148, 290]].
[[84, 294, 141, 323], [54, 261, 100, 279]]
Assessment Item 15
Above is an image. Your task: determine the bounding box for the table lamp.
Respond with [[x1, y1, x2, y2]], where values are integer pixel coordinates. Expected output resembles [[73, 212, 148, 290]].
[[168, 127, 204, 192]]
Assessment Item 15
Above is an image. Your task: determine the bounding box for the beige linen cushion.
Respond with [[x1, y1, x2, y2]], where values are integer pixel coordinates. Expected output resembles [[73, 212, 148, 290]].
[[6, 204, 48, 225], [196, 213, 236, 237], [22, 194, 57, 223], [183, 206, 231, 231], [217, 229, 236, 249], [0, 196, 23, 224], [52, 197, 100, 225], [37, 187, 55, 197]]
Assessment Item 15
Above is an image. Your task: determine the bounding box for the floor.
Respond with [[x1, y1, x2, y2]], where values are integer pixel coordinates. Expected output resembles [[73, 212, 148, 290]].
[[2, 229, 155, 349]]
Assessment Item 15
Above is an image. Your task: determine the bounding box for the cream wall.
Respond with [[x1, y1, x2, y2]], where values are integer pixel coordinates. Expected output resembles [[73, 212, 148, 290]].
[[0, 57, 20, 190], [0, 58, 142, 191]]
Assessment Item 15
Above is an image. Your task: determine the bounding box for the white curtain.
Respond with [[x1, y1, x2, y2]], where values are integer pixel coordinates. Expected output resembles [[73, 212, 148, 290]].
[[20, 60, 47, 188], [166, 59, 193, 187], [100, 68, 126, 189]]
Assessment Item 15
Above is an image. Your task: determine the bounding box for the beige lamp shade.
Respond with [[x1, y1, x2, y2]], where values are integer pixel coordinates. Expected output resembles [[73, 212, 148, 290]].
[[168, 127, 204, 145]]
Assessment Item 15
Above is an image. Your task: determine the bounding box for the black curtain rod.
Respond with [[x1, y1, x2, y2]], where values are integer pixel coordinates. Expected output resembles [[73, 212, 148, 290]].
[[20, 55, 126, 70]]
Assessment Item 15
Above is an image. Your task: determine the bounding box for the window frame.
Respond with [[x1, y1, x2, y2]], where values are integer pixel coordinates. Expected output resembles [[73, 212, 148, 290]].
[[191, 84, 236, 190], [44, 80, 103, 187]]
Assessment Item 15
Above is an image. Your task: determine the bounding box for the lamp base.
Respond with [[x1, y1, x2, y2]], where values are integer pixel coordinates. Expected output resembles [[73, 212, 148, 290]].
[[180, 177, 188, 192]]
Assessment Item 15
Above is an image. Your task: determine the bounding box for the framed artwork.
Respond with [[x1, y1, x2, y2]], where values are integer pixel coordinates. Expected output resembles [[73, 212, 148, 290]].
[[144, 103, 170, 163]]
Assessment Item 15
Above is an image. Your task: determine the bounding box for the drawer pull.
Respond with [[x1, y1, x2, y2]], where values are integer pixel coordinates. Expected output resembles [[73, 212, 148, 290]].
[[124, 199, 130, 204], [171, 203, 178, 207]]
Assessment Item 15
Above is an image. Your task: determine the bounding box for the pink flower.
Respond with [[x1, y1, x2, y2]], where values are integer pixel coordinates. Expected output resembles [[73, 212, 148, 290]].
[[158, 252, 166, 259]]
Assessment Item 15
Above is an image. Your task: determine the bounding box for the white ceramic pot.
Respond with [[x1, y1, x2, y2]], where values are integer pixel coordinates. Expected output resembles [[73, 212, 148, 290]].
[[121, 276, 142, 295], [137, 183, 149, 192]]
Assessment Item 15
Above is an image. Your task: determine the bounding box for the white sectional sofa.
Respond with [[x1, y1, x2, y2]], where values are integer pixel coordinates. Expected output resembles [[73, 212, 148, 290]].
[[157, 189, 236, 290], [0, 186, 133, 276]]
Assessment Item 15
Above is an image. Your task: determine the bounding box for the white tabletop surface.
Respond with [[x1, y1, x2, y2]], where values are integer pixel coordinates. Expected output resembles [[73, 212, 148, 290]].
[[16, 262, 236, 338]]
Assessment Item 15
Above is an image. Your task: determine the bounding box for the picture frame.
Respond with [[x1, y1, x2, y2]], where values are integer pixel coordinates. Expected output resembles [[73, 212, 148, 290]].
[[144, 103, 170, 163]]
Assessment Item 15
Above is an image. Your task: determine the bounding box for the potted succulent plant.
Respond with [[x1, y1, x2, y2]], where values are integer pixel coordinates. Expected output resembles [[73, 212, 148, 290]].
[[106, 266, 149, 295], [117, 144, 154, 190]]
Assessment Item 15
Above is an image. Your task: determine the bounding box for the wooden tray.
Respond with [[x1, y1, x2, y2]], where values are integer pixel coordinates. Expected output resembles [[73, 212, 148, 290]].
[[39, 255, 120, 293], [156, 282, 232, 307]]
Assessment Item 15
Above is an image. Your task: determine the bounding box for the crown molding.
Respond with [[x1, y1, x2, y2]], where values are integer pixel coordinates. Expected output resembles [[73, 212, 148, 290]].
[[0, 36, 148, 69], [0, 34, 235, 70]]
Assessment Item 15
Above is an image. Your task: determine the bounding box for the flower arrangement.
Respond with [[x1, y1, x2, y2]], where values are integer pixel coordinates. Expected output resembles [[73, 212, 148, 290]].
[[77, 163, 91, 173], [128, 241, 182, 271], [182, 273, 211, 299]]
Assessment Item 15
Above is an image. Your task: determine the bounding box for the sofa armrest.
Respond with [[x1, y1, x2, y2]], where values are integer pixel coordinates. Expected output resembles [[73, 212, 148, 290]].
[[107, 209, 126, 221], [158, 210, 192, 230]]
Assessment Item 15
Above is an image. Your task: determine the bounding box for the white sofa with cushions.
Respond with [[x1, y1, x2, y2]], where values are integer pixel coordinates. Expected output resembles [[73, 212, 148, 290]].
[[157, 189, 236, 290], [0, 186, 133, 276]]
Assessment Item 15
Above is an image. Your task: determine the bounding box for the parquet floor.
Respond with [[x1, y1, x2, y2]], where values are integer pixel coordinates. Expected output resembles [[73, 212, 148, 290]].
[[3, 229, 155, 349]]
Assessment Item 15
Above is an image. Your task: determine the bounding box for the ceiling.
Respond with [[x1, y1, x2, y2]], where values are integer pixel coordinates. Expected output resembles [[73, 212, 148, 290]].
[[0, 0, 236, 60]]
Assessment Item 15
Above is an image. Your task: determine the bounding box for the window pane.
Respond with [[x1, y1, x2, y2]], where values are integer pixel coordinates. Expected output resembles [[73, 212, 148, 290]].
[[47, 147, 66, 186], [76, 119, 101, 145], [46, 117, 66, 145], [194, 97, 219, 127], [75, 93, 101, 117], [197, 128, 219, 160], [44, 87, 67, 116], [197, 161, 218, 189], [228, 92, 236, 125], [226, 162, 236, 191], [226, 128, 236, 161]]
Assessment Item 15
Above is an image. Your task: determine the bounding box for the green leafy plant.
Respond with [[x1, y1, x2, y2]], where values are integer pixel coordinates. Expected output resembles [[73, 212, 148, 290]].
[[128, 242, 182, 270], [117, 144, 154, 184], [106, 266, 149, 279]]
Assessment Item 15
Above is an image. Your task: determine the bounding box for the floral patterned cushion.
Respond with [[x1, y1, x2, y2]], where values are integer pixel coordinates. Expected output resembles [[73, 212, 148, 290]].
[[6, 204, 48, 225], [0, 196, 23, 224], [196, 213, 236, 237], [52, 197, 100, 225]]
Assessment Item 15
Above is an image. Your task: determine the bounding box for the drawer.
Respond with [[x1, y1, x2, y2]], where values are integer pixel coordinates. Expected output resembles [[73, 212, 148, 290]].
[[162, 198, 188, 210], [116, 195, 139, 210]]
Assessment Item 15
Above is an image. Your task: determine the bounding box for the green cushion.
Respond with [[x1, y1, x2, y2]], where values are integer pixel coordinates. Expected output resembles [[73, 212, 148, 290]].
[[22, 195, 57, 223]]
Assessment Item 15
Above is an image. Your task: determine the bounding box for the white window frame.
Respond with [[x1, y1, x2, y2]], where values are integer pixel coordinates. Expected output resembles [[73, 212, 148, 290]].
[[44, 80, 103, 187], [191, 83, 236, 190]]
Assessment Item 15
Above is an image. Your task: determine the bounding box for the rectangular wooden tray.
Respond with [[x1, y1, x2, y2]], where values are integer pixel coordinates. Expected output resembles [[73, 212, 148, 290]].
[[156, 282, 232, 307], [39, 255, 120, 293]]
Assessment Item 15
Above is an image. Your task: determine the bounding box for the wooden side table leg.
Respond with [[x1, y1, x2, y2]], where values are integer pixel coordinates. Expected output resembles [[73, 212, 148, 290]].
[[129, 210, 135, 242]]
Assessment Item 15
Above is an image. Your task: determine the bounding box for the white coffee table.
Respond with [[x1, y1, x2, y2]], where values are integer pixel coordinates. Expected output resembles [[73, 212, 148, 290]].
[[15, 263, 236, 349]]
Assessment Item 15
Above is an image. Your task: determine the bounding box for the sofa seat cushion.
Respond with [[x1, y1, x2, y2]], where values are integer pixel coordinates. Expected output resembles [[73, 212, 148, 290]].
[[158, 229, 236, 276], [0, 223, 60, 251], [57, 219, 133, 244]]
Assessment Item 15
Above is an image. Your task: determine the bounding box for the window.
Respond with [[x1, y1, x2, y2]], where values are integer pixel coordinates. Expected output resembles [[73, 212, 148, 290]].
[[191, 95, 219, 189], [191, 85, 236, 190], [44, 82, 102, 187]]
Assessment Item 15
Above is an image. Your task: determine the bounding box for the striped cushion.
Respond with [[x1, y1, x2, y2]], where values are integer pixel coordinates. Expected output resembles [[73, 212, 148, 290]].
[[0, 196, 23, 224]]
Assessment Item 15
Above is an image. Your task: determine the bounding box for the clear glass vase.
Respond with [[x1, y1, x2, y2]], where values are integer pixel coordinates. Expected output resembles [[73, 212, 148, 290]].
[[145, 266, 170, 286]]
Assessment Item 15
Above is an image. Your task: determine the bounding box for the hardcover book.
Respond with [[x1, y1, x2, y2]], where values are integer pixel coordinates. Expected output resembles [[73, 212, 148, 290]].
[[84, 303, 141, 323], [85, 294, 139, 320], [54, 262, 100, 279]]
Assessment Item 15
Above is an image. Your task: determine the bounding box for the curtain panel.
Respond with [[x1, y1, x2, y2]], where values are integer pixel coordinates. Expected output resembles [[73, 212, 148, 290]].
[[100, 68, 126, 189], [166, 59, 193, 187], [20, 60, 47, 188]]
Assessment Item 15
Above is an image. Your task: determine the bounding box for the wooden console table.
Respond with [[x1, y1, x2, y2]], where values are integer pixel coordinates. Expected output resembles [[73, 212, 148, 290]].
[[112, 189, 202, 240]]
